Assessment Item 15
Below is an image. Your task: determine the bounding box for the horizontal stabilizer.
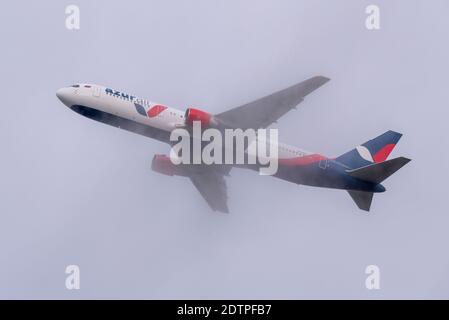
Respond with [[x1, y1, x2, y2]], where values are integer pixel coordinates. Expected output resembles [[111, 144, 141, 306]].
[[347, 157, 411, 184], [348, 191, 374, 211]]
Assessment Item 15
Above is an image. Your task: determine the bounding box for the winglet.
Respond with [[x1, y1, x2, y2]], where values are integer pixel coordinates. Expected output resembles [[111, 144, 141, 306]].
[[299, 76, 331, 96]]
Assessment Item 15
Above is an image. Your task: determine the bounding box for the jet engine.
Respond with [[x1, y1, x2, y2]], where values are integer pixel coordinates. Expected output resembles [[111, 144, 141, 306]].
[[185, 108, 217, 127]]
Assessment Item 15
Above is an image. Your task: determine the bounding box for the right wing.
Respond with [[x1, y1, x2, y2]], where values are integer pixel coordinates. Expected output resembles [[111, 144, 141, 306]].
[[189, 170, 229, 213], [215, 76, 330, 130]]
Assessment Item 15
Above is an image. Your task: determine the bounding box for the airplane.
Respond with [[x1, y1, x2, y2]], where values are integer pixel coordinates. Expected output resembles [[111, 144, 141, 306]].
[[56, 77, 410, 213]]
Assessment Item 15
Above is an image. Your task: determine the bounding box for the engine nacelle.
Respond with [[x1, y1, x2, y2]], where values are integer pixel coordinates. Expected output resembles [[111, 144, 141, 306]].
[[151, 154, 183, 176], [185, 108, 215, 127]]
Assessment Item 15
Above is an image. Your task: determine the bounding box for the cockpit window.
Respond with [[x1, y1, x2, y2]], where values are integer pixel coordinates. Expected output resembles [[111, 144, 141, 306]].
[[71, 84, 80, 88], [84, 85, 91, 88]]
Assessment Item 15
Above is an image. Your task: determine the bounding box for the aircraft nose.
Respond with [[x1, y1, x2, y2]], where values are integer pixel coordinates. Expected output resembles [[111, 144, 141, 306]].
[[56, 87, 73, 107]]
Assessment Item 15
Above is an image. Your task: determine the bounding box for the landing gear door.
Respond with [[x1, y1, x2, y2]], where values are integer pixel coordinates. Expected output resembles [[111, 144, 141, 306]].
[[93, 86, 101, 97]]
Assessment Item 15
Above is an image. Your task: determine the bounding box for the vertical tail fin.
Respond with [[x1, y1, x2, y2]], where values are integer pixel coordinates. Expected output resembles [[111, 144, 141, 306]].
[[336, 131, 403, 169]]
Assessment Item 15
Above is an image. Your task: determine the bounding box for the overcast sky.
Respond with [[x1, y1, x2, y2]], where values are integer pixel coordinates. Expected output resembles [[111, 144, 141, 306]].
[[0, 0, 448, 299]]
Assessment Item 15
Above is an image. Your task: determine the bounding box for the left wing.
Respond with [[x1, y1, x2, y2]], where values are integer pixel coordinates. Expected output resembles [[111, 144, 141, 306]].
[[189, 170, 229, 213], [215, 76, 330, 130]]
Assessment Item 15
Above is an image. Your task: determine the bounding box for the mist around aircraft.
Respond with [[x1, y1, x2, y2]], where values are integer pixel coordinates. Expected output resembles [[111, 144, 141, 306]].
[[56, 77, 410, 213]]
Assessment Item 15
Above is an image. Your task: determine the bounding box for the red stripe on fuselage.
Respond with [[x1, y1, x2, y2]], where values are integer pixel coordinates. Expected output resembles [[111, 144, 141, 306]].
[[373, 144, 395, 163], [147, 105, 167, 118], [278, 154, 328, 166]]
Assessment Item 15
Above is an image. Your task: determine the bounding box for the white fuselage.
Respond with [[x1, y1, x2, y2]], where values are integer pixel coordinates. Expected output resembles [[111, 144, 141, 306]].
[[56, 83, 314, 161]]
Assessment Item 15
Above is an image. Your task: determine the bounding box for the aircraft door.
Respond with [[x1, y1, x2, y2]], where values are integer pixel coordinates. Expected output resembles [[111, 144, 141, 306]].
[[319, 159, 328, 170], [93, 86, 101, 97]]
